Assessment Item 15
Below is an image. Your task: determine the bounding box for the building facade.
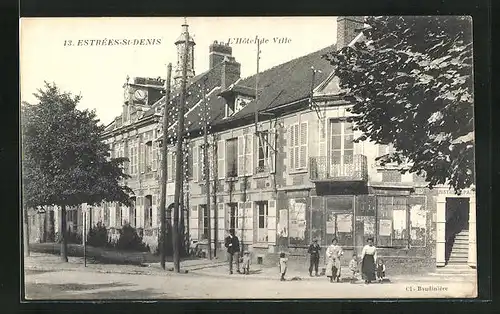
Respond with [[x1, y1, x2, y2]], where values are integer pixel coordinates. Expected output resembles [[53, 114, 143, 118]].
[[35, 19, 476, 270]]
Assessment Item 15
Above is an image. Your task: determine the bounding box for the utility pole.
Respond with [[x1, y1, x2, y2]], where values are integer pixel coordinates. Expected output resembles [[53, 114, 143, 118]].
[[202, 79, 212, 260], [159, 63, 172, 270], [172, 23, 190, 272], [212, 133, 218, 258]]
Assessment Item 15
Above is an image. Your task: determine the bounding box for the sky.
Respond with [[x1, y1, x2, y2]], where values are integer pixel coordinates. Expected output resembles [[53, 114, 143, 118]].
[[20, 17, 338, 126]]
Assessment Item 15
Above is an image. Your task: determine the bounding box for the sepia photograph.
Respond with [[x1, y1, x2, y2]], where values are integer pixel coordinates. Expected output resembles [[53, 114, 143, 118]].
[[20, 16, 476, 300]]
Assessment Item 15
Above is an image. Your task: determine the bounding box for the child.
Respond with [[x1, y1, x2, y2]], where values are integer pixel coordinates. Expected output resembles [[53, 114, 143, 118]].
[[242, 251, 251, 275], [279, 252, 288, 281], [376, 259, 386, 282], [349, 253, 359, 281]]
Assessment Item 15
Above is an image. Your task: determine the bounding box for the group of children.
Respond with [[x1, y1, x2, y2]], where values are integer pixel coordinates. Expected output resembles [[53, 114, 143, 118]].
[[349, 253, 386, 283], [237, 251, 386, 282]]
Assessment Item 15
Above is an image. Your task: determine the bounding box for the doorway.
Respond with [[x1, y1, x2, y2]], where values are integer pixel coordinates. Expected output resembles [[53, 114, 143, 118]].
[[445, 197, 470, 263]]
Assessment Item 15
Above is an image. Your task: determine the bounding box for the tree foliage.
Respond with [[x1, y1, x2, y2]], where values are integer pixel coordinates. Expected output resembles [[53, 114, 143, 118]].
[[21, 82, 133, 208], [323, 16, 474, 193]]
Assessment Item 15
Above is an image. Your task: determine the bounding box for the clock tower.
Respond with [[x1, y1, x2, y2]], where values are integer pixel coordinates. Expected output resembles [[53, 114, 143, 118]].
[[173, 22, 196, 88], [122, 76, 165, 124]]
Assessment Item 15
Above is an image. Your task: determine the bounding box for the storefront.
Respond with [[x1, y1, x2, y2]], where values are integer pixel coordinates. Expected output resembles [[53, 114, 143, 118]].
[[276, 193, 431, 257]]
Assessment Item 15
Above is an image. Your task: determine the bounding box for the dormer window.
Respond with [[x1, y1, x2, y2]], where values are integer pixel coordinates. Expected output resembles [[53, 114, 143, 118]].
[[225, 95, 252, 118]]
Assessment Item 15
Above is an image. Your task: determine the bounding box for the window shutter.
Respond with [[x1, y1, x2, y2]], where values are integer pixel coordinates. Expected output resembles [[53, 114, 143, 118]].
[[243, 202, 254, 244], [109, 202, 116, 227], [318, 118, 326, 157], [209, 145, 214, 181], [140, 142, 145, 173], [289, 126, 295, 170], [210, 206, 215, 245], [217, 140, 225, 179], [269, 129, 276, 173], [217, 203, 225, 240], [245, 134, 253, 176], [167, 152, 172, 182], [237, 136, 245, 177], [198, 205, 204, 240], [237, 202, 245, 239], [193, 145, 199, 182], [152, 142, 158, 171], [151, 195, 157, 227], [129, 144, 133, 174], [299, 122, 308, 169], [199, 146, 205, 181], [267, 200, 277, 244], [172, 152, 177, 182]]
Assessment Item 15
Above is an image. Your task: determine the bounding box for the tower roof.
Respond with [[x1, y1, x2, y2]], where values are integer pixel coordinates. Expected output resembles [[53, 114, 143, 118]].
[[175, 24, 196, 45]]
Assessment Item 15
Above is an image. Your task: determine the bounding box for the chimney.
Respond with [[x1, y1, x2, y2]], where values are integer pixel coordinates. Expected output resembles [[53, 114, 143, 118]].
[[209, 41, 233, 69], [336, 16, 364, 49], [221, 56, 241, 91], [209, 41, 241, 90]]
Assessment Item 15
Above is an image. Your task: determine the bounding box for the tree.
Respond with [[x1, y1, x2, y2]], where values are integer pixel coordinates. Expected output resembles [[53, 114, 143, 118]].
[[22, 82, 132, 261], [323, 16, 474, 193]]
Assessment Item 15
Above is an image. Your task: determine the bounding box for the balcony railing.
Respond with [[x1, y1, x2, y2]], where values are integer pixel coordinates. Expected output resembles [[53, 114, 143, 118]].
[[310, 154, 368, 182]]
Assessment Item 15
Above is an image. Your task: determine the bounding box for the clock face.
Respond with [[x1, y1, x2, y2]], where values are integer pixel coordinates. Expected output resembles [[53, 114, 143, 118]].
[[133, 89, 147, 101]]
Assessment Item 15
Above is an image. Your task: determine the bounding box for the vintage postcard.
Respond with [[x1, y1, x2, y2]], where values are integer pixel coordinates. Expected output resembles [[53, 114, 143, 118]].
[[20, 16, 477, 299]]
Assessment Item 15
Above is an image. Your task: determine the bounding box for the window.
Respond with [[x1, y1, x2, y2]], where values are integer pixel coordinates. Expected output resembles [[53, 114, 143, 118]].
[[329, 120, 354, 176], [129, 197, 137, 227], [115, 203, 122, 227], [228, 203, 238, 230], [257, 132, 269, 173], [289, 122, 308, 171], [226, 138, 238, 177], [257, 201, 269, 242], [376, 196, 408, 247], [288, 198, 308, 246], [200, 205, 209, 240], [144, 195, 153, 228], [167, 151, 177, 182], [145, 141, 152, 172], [129, 139, 138, 175], [103, 202, 110, 227]]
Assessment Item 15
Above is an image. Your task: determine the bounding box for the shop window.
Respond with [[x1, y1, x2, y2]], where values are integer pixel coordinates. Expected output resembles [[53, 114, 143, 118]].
[[354, 195, 376, 248], [288, 198, 308, 246], [409, 196, 427, 247], [310, 196, 325, 246], [376, 196, 408, 247], [325, 196, 354, 247]]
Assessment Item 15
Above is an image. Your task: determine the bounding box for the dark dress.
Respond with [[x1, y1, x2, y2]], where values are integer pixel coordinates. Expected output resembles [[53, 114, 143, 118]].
[[362, 254, 376, 281], [361, 245, 377, 282]]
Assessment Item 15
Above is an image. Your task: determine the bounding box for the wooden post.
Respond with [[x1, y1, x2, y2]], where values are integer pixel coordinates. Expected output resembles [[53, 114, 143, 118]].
[[83, 206, 87, 267], [203, 80, 212, 260], [60, 204, 68, 262], [172, 23, 190, 272], [159, 63, 172, 270], [23, 207, 30, 257]]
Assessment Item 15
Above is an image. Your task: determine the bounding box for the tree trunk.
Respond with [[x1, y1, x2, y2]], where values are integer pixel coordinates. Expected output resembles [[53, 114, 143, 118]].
[[60, 204, 68, 262], [23, 208, 30, 257]]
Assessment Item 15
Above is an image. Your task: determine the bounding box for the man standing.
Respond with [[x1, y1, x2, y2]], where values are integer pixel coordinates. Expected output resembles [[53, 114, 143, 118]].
[[224, 228, 241, 274], [308, 238, 321, 277]]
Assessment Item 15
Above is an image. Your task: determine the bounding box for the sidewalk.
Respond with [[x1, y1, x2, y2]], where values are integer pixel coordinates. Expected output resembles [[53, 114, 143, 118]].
[[24, 252, 226, 276]]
